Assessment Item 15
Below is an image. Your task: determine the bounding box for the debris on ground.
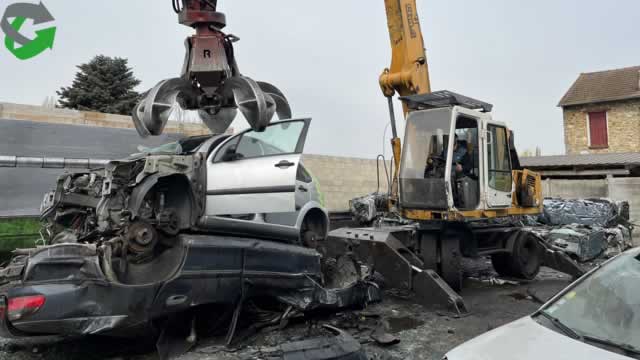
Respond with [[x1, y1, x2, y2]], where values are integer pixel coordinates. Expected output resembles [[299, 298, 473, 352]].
[[234, 325, 368, 360], [474, 277, 520, 286]]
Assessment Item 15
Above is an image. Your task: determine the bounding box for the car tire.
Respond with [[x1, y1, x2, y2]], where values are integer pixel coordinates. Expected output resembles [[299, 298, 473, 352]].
[[300, 212, 327, 248], [302, 230, 319, 249]]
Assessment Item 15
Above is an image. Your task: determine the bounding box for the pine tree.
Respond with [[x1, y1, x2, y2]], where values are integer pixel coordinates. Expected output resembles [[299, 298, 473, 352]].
[[57, 55, 141, 115]]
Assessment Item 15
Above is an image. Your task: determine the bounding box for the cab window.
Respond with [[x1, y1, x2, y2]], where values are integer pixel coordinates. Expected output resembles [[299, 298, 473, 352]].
[[487, 125, 513, 192]]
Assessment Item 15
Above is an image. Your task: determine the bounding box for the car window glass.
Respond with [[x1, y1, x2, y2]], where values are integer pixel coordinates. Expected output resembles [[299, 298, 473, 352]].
[[544, 252, 640, 349], [236, 121, 305, 159], [213, 136, 240, 162]]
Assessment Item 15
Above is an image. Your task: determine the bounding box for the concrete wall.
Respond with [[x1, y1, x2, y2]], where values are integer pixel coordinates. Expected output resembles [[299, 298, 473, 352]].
[[0, 102, 210, 136], [563, 98, 640, 155], [303, 155, 391, 212], [542, 179, 609, 199], [608, 177, 640, 234]]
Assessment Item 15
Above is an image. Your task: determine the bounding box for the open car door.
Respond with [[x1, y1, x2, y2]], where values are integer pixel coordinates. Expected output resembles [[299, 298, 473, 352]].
[[206, 119, 311, 215]]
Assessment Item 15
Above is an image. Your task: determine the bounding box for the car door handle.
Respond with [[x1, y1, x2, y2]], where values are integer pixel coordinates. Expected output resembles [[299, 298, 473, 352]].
[[298, 185, 308, 192], [275, 160, 296, 169]]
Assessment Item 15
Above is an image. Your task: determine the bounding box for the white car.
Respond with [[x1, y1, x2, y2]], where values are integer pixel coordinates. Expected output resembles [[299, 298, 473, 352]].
[[445, 247, 640, 360]]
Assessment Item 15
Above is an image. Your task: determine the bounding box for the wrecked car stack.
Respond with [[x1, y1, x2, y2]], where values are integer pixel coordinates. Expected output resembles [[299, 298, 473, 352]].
[[0, 235, 380, 339], [0, 119, 389, 344]]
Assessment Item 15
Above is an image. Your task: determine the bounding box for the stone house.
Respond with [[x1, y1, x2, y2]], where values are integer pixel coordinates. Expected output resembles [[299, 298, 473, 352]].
[[559, 66, 640, 155]]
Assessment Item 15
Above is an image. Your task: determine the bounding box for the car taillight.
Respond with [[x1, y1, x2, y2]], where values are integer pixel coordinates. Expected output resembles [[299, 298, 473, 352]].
[[7, 295, 46, 321]]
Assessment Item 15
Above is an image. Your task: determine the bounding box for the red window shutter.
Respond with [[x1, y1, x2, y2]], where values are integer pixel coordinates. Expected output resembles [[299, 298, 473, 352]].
[[588, 111, 608, 148]]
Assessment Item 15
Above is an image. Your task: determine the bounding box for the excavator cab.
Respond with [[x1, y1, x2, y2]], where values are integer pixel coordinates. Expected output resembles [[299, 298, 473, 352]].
[[399, 91, 514, 215]]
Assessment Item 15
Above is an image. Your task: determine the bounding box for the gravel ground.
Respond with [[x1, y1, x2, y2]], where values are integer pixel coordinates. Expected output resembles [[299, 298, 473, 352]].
[[0, 264, 573, 360]]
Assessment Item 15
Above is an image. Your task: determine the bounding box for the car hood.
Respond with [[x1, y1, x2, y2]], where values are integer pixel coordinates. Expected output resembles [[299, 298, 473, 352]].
[[446, 316, 630, 360]]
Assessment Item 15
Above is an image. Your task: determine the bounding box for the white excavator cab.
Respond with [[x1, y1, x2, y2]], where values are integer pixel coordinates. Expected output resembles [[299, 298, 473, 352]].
[[399, 91, 514, 214]]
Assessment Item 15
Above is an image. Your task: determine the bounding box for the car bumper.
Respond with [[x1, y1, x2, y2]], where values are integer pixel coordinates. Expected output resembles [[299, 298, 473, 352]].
[[0, 282, 158, 338]]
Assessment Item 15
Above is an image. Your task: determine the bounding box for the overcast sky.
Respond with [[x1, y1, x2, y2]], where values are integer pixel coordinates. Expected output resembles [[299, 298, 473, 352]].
[[0, 0, 638, 158]]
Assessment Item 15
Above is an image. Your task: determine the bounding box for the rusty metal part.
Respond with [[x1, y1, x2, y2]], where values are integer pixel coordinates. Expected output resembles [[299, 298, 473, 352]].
[[157, 210, 180, 236], [177, 0, 226, 28], [126, 222, 158, 255]]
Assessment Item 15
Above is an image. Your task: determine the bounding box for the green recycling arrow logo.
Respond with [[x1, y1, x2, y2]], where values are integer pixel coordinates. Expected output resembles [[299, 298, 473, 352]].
[[1, 2, 56, 60]]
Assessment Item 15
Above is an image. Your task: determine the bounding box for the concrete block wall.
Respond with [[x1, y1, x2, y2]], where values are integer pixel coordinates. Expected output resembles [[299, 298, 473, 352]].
[[608, 177, 640, 235], [0, 102, 210, 136], [303, 154, 391, 212], [541, 179, 609, 199]]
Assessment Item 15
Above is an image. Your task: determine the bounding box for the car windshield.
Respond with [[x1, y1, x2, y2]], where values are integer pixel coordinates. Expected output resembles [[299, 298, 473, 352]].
[[139, 141, 183, 154], [541, 250, 640, 351], [137, 136, 213, 155]]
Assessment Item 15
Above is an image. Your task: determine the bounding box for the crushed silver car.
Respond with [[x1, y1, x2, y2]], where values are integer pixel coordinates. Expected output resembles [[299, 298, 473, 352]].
[[39, 119, 329, 259]]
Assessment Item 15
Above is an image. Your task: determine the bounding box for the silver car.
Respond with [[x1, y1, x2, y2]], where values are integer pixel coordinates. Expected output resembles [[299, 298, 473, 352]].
[[40, 119, 329, 253], [445, 247, 640, 360]]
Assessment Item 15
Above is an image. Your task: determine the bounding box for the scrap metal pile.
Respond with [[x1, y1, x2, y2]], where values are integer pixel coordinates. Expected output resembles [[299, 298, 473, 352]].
[[527, 198, 634, 263], [0, 2, 385, 358]]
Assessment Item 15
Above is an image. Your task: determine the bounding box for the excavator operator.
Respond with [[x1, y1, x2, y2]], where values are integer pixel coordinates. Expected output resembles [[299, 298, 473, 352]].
[[424, 135, 472, 178]]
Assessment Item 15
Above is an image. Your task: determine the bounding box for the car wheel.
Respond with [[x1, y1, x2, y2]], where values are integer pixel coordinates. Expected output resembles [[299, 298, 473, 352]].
[[300, 212, 327, 249], [303, 230, 319, 248]]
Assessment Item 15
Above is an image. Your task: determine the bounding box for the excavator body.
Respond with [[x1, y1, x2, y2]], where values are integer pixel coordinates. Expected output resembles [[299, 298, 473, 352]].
[[326, 0, 583, 314]]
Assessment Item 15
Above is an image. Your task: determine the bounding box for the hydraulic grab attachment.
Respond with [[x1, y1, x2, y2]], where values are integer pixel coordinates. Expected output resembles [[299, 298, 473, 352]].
[[132, 0, 292, 137]]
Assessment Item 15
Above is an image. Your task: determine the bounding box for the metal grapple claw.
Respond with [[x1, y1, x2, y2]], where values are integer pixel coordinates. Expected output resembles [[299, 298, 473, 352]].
[[132, 76, 291, 137], [132, 0, 292, 137], [258, 81, 292, 121], [132, 78, 196, 137]]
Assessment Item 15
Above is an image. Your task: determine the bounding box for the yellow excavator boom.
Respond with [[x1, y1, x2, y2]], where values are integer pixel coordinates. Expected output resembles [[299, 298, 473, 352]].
[[379, 0, 432, 203], [379, 0, 432, 110]]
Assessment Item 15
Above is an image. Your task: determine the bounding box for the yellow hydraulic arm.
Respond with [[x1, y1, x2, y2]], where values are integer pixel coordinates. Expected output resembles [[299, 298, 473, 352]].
[[379, 0, 432, 202], [380, 0, 432, 102]]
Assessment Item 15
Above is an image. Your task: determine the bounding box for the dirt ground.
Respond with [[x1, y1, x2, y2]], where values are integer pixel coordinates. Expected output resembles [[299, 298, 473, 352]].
[[0, 265, 573, 360]]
